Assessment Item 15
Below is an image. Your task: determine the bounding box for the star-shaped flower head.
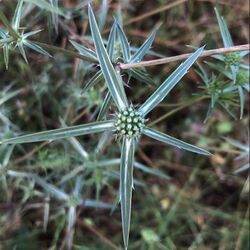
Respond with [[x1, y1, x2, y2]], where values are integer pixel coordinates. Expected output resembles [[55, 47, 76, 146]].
[[0, 5, 211, 249]]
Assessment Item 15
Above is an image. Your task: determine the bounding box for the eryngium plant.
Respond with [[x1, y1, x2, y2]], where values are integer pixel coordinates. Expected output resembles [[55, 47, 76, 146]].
[[0, 5, 211, 249]]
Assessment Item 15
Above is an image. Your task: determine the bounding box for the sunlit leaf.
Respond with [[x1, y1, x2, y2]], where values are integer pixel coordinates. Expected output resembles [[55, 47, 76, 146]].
[[24, 40, 52, 57]]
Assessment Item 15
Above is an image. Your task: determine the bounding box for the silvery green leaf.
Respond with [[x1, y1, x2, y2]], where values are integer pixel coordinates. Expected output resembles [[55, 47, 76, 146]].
[[3, 44, 9, 69], [97, 92, 112, 121], [134, 162, 170, 180], [107, 20, 117, 60], [120, 138, 135, 249], [23, 29, 43, 39], [129, 27, 158, 63], [66, 206, 76, 250], [129, 68, 155, 85], [82, 70, 103, 93], [143, 126, 211, 156], [12, 0, 24, 30], [205, 61, 232, 79], [79, 199, 112, 209], [219, 101, 237, 120], [214, 7, 233, 48], [59, 118, 89, 159], [223, 137, 248, 151], [139, 46, 204, 116], [240, 50, 250, 57], [116, 18, 130, 62], [234, 163, 250, 174], [242, 83, 249, 92], [211, 54, 224, 61], [70, 40, 97, 61], [25, 0, 64, 16], [1, 120, 114, 144], [238, 86, 244, 119], [88, 5, 129, 110], [0, 89, 22, 106], [23, 40, 52, 57], [17, 42, 28, 63], [49, 0, 59, 32], [98, 0, 108, 32], [7, 170, 69, 200]]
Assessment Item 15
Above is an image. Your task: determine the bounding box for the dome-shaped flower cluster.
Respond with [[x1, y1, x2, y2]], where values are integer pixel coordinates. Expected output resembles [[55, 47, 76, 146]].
[[224, 52, 241, 66], [115, 107, 145, 139]]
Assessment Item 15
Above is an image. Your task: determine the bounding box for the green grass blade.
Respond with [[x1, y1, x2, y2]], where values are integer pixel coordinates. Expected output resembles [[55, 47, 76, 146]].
[[70, 40, 97, 61], [120, 138, 135, 249], [143, 126, 211, 156], [139, 46, 204, 116], [97, 92, 112, 121], [214, 7, 233, 47], [116, 19, 130, 62], [88, 5, 128, 110], [24, 40, 52, 57], [107, 20, 117, 60], [12, 0, 24, 30], [1, 120, 114, 144], [129, 27, 158, 63], [234, 163, 249, 174], [79, 199, 112, 209]]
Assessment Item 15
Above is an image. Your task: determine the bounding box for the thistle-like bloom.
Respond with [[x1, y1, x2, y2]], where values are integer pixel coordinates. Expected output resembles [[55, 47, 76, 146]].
[[0, 5, 211, 249]]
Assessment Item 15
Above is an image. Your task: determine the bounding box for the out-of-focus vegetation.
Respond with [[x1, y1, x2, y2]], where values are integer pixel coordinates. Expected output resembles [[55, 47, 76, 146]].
[[0, 0, 249, 249]]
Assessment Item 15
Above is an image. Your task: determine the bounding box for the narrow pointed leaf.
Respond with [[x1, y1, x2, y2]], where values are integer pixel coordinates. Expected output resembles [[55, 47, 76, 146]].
[[24, 40, 52, 57], [238, 86, 244, 119], [97, 92, 113, 121], [49, 0, 59, 32], [23, 29, 43, 39], [12, 0, 24, 30], [88, 5, 128, 110], [134, 162, 170, 180], [129, 28, 158, 63], [234, 163, 249, 174], [79, 199, 112, 209], [143, 126, 211, 156], [129, 68, 155, 85], [17, 42, 28, 63], [116, 19, 130, 62], [214, 7, 233, 47], [223, 137, 248, 151], [70, 40, 97, 61], [1, 120, 114, 144], [139, 46, 204, 116], [120, 138, 135, 249], [3, 44, 9, 69], [7, 171, 69, 200], [0, 9, 19, 39], [98, 0, 108, 32], [107, 20, 117, 60], [82, 70, 103, 93]]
